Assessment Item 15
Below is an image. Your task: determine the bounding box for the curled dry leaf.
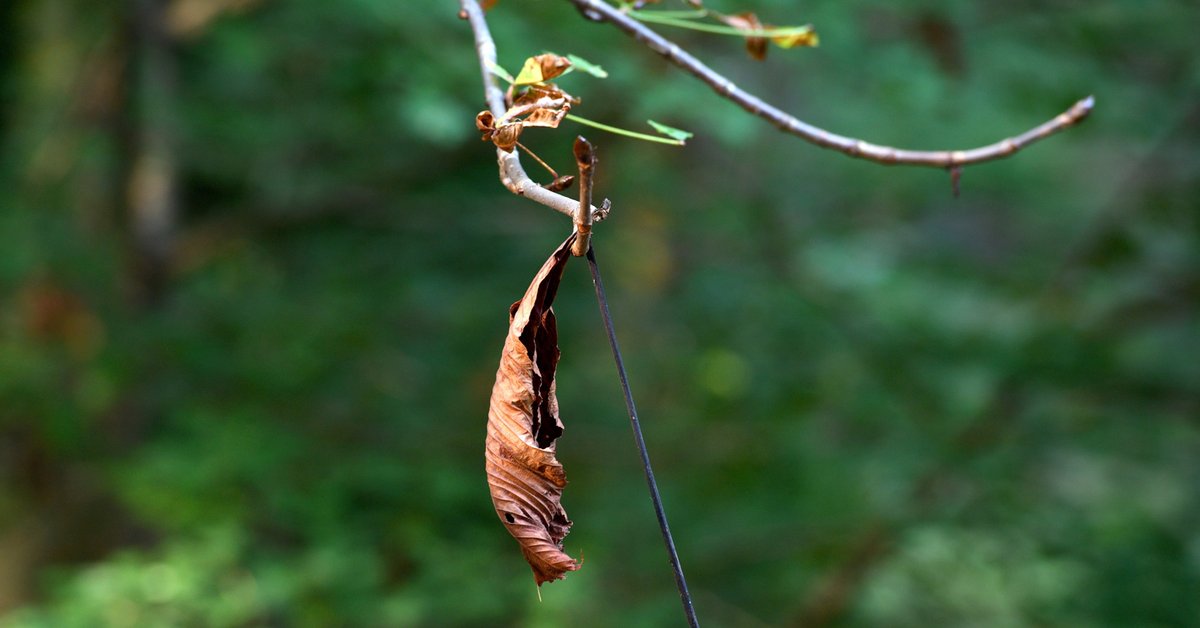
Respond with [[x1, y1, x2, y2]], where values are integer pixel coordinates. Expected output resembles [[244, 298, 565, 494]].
[[513, 53, 573, 86], [715, 11, 819, 60], [486, 233, 582, 585], [476, 84, 575, 152], [720, 12, 767, 61], [508, 84, 578, 119], [476, 110, 522, 151]]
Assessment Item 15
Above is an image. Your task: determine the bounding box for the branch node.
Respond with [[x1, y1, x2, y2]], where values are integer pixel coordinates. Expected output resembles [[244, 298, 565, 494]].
[[461, 0, 608, 223]]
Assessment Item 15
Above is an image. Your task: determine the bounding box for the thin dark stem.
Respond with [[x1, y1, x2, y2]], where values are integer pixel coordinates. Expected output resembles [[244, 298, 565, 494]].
[[586, 245, 699, 628], [516, 141, 559, 179], [565, 0, 1093, 168]]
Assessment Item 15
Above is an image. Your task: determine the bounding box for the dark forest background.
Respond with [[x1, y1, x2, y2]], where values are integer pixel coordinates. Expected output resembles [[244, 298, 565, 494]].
[[1, 0, 1197, 626]]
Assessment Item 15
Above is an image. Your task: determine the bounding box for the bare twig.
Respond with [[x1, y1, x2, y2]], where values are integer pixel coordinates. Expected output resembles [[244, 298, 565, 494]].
[[459, 0, 608, 222], [571, 136, 595, 256], [566, 0, 1093, 168]]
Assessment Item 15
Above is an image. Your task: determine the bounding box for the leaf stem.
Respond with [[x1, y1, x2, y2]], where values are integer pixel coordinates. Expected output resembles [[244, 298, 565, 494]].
[[629, 10, 814, 38], [516, 141, 559, 179], [586, 245, 700, 628], [565, 114, 685, 146], [628, 8, 709, 19]]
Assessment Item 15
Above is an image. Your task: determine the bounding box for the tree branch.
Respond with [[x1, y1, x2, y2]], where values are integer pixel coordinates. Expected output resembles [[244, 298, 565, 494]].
[[459, 0, 609, 222], [565, 0, 1093, 168]]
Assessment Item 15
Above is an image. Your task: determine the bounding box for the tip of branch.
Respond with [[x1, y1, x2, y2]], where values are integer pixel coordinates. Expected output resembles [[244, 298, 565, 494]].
[[573, 136, 595, 166], [1072, 95, 1096, 122]]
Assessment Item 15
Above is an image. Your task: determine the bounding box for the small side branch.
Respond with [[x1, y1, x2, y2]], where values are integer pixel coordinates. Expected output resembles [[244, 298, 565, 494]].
[[566, 0, 1093, 168], [572, 136, 595, 256], [460, 0, 608, 221]]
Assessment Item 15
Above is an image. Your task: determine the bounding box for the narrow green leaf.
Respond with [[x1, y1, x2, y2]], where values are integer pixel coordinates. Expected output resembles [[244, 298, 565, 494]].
[[631, 10, 816, 40], [647, 119, 695, 142], [512, 57, 544, 85], [566, 54, 608, 79], [565, 114, 685, 146], [486, 61, 514, 84], [634, 9, 709, 19]]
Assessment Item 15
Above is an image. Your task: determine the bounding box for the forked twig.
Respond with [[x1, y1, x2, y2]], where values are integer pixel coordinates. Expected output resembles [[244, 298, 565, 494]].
[[566, 0, 1094, 167], [462, 6, 692, 620], [462, 2, 1093, 621], [459, 0, 609, 222]]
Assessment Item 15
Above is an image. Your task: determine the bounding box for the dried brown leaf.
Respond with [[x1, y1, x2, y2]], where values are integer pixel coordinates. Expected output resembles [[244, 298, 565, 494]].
[[493, 124, 523, 151], [719, 12, 767, 61], [522, 107, 569, 129], [477, 84, 575, 152], [537, 54, 572, 82], [476, 110, 495, 134], [513, 54, 572, 85], [476, 110, 523, 152], [486, 234, 582, 586], [507, 84, 577, 119], [714, 11, 819, 59]]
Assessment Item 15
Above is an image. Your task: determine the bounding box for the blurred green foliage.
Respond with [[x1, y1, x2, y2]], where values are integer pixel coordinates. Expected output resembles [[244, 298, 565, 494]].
[[1, 0, 1197, 626]]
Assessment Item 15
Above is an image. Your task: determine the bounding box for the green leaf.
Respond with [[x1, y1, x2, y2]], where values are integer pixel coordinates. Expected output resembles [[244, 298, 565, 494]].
[[647, 119, 695, 142], [566, 54, 608, 79], [486, 61, 514, 84], [512, 57, 543, 85], [565, 114, 685, 146]]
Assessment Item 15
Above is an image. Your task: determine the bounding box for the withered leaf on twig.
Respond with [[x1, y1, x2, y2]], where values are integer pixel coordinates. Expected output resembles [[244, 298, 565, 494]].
[[486, 233, 581, 585], [476, 110, 522, 151], [513, 53, 573, 86], [719, 12, 768, 61], [715, 11, 819, 60], [476, 83, 576, 152]]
